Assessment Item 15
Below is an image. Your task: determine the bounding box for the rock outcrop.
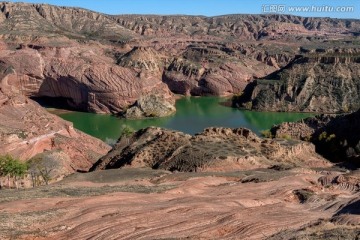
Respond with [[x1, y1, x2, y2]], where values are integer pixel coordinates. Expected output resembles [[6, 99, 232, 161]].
[[271, 109, 360, 165], [0, 92, 111, 173], [162, 45, 279, 96], [122, 94, 176, 119], [0, 43, 174, 114], [270, 114, 335, 140], [91, 127, 331, 172], [235, 51, 360, 113]]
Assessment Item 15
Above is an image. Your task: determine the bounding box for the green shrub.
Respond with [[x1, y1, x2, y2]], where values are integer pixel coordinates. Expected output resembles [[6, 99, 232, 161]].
[[303, 135, 312, 142], [0, 155, 28, 189], [318, 131, 336, 142], [318, 131, 328, 141], [243, 101, 253, 110], [261, 130, 273, 138], [326, 134, 336, 142], [342, 105, 349, 113], [231, 92, 243, 103], [279, 134, 291, 140], [120, 125, 135, 138]]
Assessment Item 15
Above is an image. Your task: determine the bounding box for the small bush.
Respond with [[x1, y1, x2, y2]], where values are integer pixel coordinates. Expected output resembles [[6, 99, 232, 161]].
[[293, 189, 314, 203], [279, 134, 291, 140], [261, 130, 273, 138], [326, 134, 336, 142], [243, 101, 253, 110], [318, 131, 336, 142], [119, 125, 135, 138], [231, 92, 243, 103], [342, 105, 349, 113], [303, 135, 312, 142], [318, 131, 328, 141], [27, 157, 55, 186]]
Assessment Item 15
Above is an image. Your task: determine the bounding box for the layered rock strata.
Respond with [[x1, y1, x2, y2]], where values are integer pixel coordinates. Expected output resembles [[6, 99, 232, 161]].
[[234, 51, 360, 113], [91, 127, 331, 172], [1, 2, 360, 114], [271, 109, 360, 164], [0, 92, 111, 173]]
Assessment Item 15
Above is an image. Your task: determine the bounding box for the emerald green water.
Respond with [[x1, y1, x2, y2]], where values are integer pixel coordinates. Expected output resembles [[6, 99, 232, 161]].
[[56, 97, 313, 144]]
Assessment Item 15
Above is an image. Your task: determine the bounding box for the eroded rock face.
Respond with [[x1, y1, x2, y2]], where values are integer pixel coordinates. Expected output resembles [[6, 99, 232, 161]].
[[235, 52, 360, 113], [270, 114, 335, 140], [162, 46, 279, 96], [271, 109, 360, 165], [1, 2, 360, 113], [91, 127, 331, 172], [0, 92, 111, 173], [1, 2, 359, 42], [122, 94, 176, 119], [0, 44, 174, 114], [112, 14, 360, 40]]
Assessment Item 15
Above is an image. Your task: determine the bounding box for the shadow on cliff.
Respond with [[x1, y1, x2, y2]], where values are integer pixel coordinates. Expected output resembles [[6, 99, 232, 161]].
[[335, 199, 360, 215], [31, 96, 83, 112], [311, 109, 360, 169]]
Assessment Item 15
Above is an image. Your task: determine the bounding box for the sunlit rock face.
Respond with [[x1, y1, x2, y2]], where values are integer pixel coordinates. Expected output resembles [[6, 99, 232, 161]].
[[0, 93, 111, 173], [1, 2, 360, 114]]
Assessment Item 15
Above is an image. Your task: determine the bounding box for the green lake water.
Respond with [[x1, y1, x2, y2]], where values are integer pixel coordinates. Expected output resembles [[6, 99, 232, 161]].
[[55, 97, 314, 144]]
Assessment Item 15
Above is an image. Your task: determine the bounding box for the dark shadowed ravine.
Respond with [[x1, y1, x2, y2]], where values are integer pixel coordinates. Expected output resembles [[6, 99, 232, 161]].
[[50, 97, 313, 143]]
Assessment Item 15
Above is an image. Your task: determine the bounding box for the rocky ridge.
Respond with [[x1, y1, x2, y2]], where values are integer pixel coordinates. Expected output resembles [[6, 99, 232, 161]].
[[0, 2, 360, 114], [234, 49, 360, 113], [271, 109, 360, 165], [91, 126, 331, 172], [2, 2, 360, 41], [0, 91, 111, 180]]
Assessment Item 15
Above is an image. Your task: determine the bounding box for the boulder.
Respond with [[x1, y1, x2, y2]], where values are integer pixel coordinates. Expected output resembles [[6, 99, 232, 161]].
[[122, 94, 176, 119]]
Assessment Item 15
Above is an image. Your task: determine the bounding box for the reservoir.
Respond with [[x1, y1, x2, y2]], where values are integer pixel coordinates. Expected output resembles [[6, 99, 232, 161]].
[[55, 97, 313, 143]]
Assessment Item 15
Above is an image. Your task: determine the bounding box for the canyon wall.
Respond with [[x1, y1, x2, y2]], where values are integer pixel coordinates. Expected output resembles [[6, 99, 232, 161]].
[[0, 2, 359, 113]]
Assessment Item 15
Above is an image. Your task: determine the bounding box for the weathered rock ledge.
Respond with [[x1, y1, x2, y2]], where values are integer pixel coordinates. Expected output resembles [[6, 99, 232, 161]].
[[270, 109, 360, 165], [91, 126, 331, 172], [0, 91, 111, 183], [234, 52, 360, 113]]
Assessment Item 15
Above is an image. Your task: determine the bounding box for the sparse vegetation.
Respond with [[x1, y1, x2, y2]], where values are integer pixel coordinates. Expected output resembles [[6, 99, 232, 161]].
[[318, 131, 328, 141], [342, 105, 349, 113], [303, 134, 312, 142], [326, 134, 336, 142], [0, 155, 28, 189], [318, 131, 336, 142], [261, 130, 273, 138], [243, 101, 253, 110], [119, 125, 135, 138], [231, 92, 243, 103], [27, 157, 56, 187], [279, 134, 291, 140], [119, 125, 135, 144], [293, 189, 315, 203], [0, 184, 176, 204]]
